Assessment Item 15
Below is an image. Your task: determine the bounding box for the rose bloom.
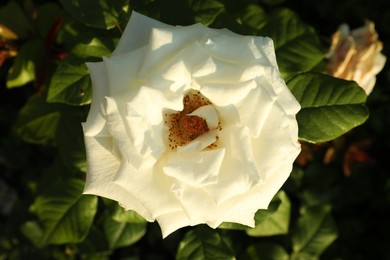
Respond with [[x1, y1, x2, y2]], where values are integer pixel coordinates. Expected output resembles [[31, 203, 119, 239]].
[[83, 11, 301, 237], [325, 21, 386, 95]]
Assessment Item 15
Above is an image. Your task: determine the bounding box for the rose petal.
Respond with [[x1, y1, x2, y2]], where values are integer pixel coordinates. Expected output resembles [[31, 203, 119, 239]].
[[200, 78, 276, 137], [113, 161, 182, 219], [103, 49, 145, 99], [84, 62, 109, 136], [251, 98, 301, 199], [105, 97, 150, 169], [193, 57, 267, 84], [188, 104, 219, 130], [155, 210, 192, 238], [201, 33, 276, 65], [206, 125, 260, 203], [176, 130, 219, 153], [83, 135, 153, 221], [170, 182, 217, 222], [112, 11, 173, 56], [163, 148, 225, 187]]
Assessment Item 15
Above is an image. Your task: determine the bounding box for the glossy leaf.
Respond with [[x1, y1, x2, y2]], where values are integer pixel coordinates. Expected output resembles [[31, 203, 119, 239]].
[[20, 221, 45, 248], [218, 191, 284, 231], [104, 218, 147, 249], [31, 179, 97, 245], [47, 37, 115, 105], [291, 205, 338, 259], [287, 72, 369, 143], [238, 5, 267, 32], [259, 0, 287, 6], [7, 40, 44, 88], [14, 95, 61, 144], [59, 0, 130, 30], [176, 226, 235, 260], [257, 8, 325, 77], [35, 3, 63, 38], [78, 225, 110, 256], [0, 1, 32, 38], [111, 204, 146, 224], [55, 108, 87, 172], [247, 191, 291, 237], [189, 0, 225, 26], [245, 242, 289, 260]]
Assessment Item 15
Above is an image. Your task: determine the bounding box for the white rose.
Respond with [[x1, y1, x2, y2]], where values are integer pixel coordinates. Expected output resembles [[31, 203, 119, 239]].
[[325, 21, 386, 95], [83, 11, 301, 237]]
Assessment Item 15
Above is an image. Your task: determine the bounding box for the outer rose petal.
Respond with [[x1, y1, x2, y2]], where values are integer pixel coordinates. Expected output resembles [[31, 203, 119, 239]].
[[84, 62, 109, 136], [83, 135, 154, 221], [83, 11, 301, 238]]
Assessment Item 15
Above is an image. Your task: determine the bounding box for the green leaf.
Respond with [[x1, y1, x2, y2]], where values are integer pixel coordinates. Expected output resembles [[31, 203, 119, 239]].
[[259, 0, 286, 6], [238, 4, 267, 32], [218, 191, 284, 231], [189, 0, 225, 26], [217, 222, 248, 230], [176, 226, 235, 260], [247, 191, 291, 237], [291, 205, 338, 259], [111, 204, 146, 224], [35, 3, 62, 38], [257, 8, 325, 77], [14, 94, 61, 144], [59, 0, 130, 30], [31, 178, 97, 245], [7, 39, 45, 88], [0, 1, 33, 38], [78, 225, 110, 256], [20, 221, 45, 248], [104, 217, 146, 249], [287, 72, 369, 143], [245, 242, 289, 260], [55, 107, 87, 172], [47, 37, 115, 105]]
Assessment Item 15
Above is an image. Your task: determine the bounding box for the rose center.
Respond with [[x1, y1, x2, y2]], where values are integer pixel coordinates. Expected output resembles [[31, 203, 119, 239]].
[[179, 115, 209, 141], [165, 91, 221, 150]]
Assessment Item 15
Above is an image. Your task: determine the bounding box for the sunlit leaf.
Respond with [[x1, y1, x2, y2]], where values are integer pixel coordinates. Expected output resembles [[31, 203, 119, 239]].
[[14, 94, 61, 144], [245, 242, 289, 260], [257, 8, 325, 77], [176, 226, 235, 260], [259, 0, 286, 6], [7, 40, 44, 88], [238, 4, 267, 32], [111, 204, 146, 224], [47, 37, 115, 106], [189, 0, 225, 26], [0, 1, 32, 38], [247, 191, 291, 236], [55, 108, 87, 172], [104, 218, 147, 249], [31, 179, 97, 245], [20, 221, 45, 248], [78, 225, 110, 256], [59, 0, 130, 30], [291, 205, 338, 259], [287, 72, 369, 143]]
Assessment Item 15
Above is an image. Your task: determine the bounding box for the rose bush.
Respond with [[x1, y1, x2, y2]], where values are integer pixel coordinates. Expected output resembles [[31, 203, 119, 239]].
[[325, 21, 386, 95], [83, 11, 301, 237]]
